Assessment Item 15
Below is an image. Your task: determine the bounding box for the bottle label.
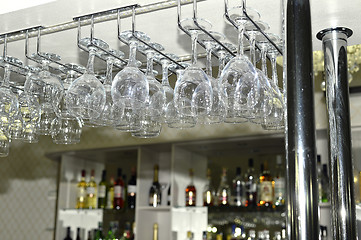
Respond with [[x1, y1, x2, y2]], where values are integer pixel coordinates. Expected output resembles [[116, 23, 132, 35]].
[[86, 187, 95, 195], [219, 189, 228, 205], [274, 178, 285, 197], [260, 181, 273, 202], [98, 185, 106, 198], [150, 193, 161, 207], [114, 186, 122, 198], [128, 185, 137, 194], [107, 190, 114, 209], [245, 181, 257, 193]]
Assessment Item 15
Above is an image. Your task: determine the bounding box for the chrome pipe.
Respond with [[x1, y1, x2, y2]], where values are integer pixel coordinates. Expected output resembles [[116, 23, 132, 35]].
[[285, 0, 319, 239], [317, 27, 356, 240]]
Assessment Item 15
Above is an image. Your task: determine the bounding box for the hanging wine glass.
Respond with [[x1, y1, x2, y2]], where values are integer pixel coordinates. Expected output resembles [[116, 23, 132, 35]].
[[166, 62, 191, 128], [18, 83, 40, 144], [51, 63, 85, 144], [226, 1, 261, 23], [65, 38, 107, 121], [24, 53, 64, 135], [132, 43, 165, 138], [0, 57, 21, 133], [112, 32, 149, 132], [258, 36, 284, 130], [92, 49, 125, 127], [220, 16, 259, 123], [174, 18, 213, 127], [239, 21, 274, 123], [198, 31, 227, 124]]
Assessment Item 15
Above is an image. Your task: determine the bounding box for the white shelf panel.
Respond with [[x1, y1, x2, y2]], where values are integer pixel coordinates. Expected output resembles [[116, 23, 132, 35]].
[[137, 206, 171, 212]]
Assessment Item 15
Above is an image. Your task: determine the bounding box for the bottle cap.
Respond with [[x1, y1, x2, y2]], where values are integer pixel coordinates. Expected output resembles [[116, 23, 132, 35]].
[[322, 164, 328, 174], [81, 169, 86, 177], [91, 169, 95, 177], [317, 155, 321, 163], [153, 223, 158, 229]]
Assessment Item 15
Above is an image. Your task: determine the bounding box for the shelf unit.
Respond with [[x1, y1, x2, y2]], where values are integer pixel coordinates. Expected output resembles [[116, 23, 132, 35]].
[[48, 132, 332, 240]]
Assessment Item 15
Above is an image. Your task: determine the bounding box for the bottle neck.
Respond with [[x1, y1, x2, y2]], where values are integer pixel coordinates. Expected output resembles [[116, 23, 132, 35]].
[[86, 48, 96, 74], [153, 168, 159, 183], [128, 40, 138, 67]]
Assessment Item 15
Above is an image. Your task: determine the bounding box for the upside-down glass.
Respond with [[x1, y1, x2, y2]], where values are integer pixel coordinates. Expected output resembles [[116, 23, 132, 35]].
[[198, 32, 227, 124], [132, 45, 165, 138], [92, 50, 125, 127], [24, 53, 64, 135], [259, 36, 284, 130], [220, 16, 259, 123], [52, 63, 85, 144], [65, 38, 107, 121], [112, 33, 149, 132], [174, 18, 213, 127], [241, 21, 273, 123]]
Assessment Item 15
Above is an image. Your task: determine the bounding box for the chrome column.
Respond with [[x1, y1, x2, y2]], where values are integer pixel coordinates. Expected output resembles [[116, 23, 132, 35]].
[[317, 27, 356, 240], [284, 0, 319, 239]]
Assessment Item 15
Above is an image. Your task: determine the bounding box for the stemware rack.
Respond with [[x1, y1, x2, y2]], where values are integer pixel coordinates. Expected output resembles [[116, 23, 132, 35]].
[[0, 0, 282, 88]]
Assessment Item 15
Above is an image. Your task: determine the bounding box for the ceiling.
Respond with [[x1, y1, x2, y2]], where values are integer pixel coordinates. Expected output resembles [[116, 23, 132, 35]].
[[0, 0, 360, 83]]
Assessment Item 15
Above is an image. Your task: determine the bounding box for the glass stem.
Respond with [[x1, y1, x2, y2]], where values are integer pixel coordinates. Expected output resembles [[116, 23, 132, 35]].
[[191, 31, 198, 66], [205, 43, 212, 77], [86, 49, 96, 74], [261, 47, 267, 76], [2, 66, 10, 88], [250, 33, 256, 66], [104, 58, 113, 86], [146, 51, 154, 77], [271, 55, 278, 86], [128, 41, 138, 67], [161, 60, 170, 86], [217, 51, 226, 79], [237, 24, 245, 56]]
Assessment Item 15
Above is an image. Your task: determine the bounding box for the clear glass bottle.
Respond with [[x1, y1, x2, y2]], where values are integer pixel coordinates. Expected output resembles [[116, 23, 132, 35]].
[[217, 168, 231, 206], [76, 170, 86, 209], [248, 230, 256, 240], [259, 161, 273, 207], [273, 155, 285, 206], [149, 164, 162, 207], [186, 168, 197, 206], [86, 169, 97, 209], [245, 159, 257, 207], [321, 164, 330, 203], [273, 231, 281, 240], [203, 168, 215, 206], [98, 170, 107, 209], [232, 167, 245, 206], [127, 167, 137, 209]]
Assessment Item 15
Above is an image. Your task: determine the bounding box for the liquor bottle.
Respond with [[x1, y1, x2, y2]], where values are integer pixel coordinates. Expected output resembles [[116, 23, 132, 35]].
[[114, 168, 124, 210], [153, 223, 158, 240], [127, 167, 137, 209], [94, 223, 104, 240], [64, 227, 73, 240], [317, 155, 323, 203], [273, 155, 285, 207], [232, 167, 244, 206], [263, 230, 270, 240], [186, 231, 194, 240], [98, 170, 107, 209], [259, 161, 273, 207], [185, 168, 197, 206], [248, 230, 256, 240], [321, 164, 330, 202], [86, 169, 97, 209], [203, 168, 215, 206], [217, 168, 230, 206], [123, 174, 128, 209], [76, 169, 87, 209], [245, 159, 257, 207], [149, 164, 162, 207], [167, 185, 171, 206], [76, 228, 81, 240], [120, 222, 132, 240], [107, 177, 115, 209]]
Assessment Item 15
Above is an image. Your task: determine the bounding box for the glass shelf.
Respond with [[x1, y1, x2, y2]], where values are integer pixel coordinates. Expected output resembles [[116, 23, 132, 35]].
[[207, 205, 286, 213]]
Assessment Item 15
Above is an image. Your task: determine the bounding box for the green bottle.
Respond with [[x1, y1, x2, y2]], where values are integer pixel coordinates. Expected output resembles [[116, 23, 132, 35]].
[[98, 170, 107, 209]]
